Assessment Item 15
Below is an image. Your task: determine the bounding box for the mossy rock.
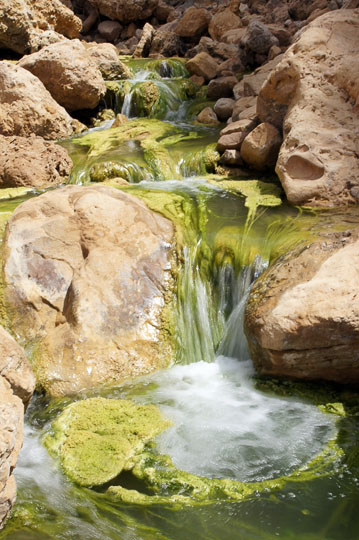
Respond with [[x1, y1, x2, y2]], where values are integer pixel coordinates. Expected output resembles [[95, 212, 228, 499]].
[[43, 397, 171, 487]]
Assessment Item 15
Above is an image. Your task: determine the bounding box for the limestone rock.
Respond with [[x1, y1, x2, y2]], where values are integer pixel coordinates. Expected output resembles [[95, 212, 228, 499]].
[[87, 0, 158, 23], [0, 326, 35, 529], [232, 96, 257, 122], [84, 42, 132, 80], [174, 7, 211, 38], [0, 0, 82, 54], [196, 107, 219, 125], [217, 118, 257, 152], [245, 231, 359, 384], [233, 56, 283, 99], [133, 23, 154, 58], [0, 135, 72, 189], [97, 21, 122, 42], [214, 98, 235, 122], [258, 9, 359, 206], [150, 28, 182, 57], [3, 185, 175, 397], [19, 40, 106, 112], [241, 19, 279, 56], [185, 52, 218, 82], [208, 8, 242, 41], [207, 76, 238, 100], [0, 62, 81, 140], [240, 122, 282, 170]]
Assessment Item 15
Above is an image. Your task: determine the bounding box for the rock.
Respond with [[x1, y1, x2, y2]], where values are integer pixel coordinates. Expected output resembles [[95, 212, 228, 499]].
[[185, 52, 218, 82], [150, 28, 182, 57], [237, 104, 258, 122], [217, 118, 257, 152], [84, 42, 132, 80], [245, 231, 359, 384], [217, 57, 245, 76], [154, 0, 176, 22], [222, 28, 247, 45], [219, 148, 243, 166], [234, 55, 283, 99], [257, 10, 359, 206], [214, 98, 235, 121], [0, 326, 35, 529], [97, 21, 122, 42], [18, 40, 106, 112], [231, 96, 257, 121], [196, 107, 220, 125], [241, 19, 279, 56], [240, 122, 282, 170], [266, 24, 292, 47], [0, 0, 82, 54], [208, 8, 242, 41], [207, 76, 238, 100], [268, 44, 282, 60], [174, 7, 211, 38], [189, 74, 205, 87], [112, 114, 129, 128], [44, 397, 170, 487], [0, 62, 81, 140], [3, 185, 175, 397], [87, 0, 158, 23], [0, 135, 72, 188], [133, 23, 154, 58], [125, 36, 139, 55]]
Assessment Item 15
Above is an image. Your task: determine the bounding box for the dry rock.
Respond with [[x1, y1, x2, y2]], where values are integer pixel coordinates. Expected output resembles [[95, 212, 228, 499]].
[[0, 62, 81, 140], [87, 0, 158, 23], [245, 231, 359, 384], [97, 21, 122, 42], [196, 107, 220, 125], [133, 23, 154, 58], [208, 8, 242, 41], [174, 7, 211, 38], [214, 98, 235, 122], [240, 122, 282, 170], [185, 52, 218, 81], [207, 76, 237, 100], [258, 9, 359, 206], [84, 42, 132, 80], [217, 118, 257, 152], [19, 40, 106, 112], [0, 0, 81, 54], [3, 185, 176, 397], [0, 135, 72, 188]]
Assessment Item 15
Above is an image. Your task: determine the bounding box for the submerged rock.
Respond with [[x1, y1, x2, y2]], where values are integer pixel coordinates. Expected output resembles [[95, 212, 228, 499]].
[[257, 9, 359, 206], [0, 135, 73, 188], [18, 40, 106, 112], [3, 185, 176, 396], [0, 326, 35, 529], [0, 62, 82, 140], [44, 397, 171, 487], [0, 0, 81, 54], [245, 230, 359, 384]]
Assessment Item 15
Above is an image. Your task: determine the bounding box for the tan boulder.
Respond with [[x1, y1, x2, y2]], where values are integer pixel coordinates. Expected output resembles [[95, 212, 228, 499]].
[[217, 118, 257, 152], [87, 0, 158, 23], [185, 52, 218, 82], [3, 185, 176, 397], [0, 135, 72, 189], [208, 8, 242, 41], [221, 28, 247, 45], [207, 76, 238, 100], [231, 96, 257, 122], [0, 62, 81, 140], [245, 231, 359, 384], [174, 7, 211, 38], [240, 122, 282, 170], [18, 40, 106, 112], [0, 0, 81, 54], [196, 107, 220, 125], [0, 326, 35, 529], [84, 42, 132, 80], [258, 10, 359, 206], [133, 23, 154, 58]]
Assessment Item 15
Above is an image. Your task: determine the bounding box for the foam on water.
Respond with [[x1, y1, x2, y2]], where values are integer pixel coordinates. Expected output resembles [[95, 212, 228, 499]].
[[141, 357, 335, 483]]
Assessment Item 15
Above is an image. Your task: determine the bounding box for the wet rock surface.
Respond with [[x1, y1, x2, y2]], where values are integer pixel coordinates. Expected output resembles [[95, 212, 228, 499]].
[[3, 185, 176, 397]]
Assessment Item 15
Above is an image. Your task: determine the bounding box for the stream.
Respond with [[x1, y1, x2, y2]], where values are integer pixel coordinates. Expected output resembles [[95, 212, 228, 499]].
[[1, 58, 359, 540]]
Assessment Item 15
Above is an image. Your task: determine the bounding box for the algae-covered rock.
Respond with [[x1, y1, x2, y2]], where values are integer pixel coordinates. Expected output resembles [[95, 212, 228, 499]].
[[44, 397, 171, 487]]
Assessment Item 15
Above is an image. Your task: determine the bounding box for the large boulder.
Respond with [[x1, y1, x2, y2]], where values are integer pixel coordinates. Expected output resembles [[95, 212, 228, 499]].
[[0, 62, 82, 140], [245, 230, 359, 384], [3, 185, 176, 397], [208, 8, 242, 41], [174, 7, 211, 38], [87, 0, 158, 23], [257, 10, 359, 206], [18, 40, 106, 112], [84, 42, 132, 80], [0, 0, 81, 54], [0, 326, 35, 529], [0, 135, 73, 188], [185, 52, 218, 82]]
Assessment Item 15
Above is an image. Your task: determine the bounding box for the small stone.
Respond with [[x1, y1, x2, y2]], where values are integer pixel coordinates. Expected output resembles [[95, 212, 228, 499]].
[[240, 122, 282, 170], [214, 98, 235, 122], [197, 107, 220, 125]]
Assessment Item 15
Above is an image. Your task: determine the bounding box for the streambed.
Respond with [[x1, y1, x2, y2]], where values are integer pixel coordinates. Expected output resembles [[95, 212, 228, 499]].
[[1, 58, 359, 540]]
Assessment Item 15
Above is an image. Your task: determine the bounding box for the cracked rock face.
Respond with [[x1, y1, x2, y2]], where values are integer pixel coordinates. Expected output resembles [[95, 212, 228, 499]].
[[3, 185, 175, 397], [257, 9, 359, 206], [245, 231, 359, 384]]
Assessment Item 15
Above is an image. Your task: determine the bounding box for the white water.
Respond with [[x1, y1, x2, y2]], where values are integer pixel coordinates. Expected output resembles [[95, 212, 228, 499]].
[[141, 357, 335, 483]]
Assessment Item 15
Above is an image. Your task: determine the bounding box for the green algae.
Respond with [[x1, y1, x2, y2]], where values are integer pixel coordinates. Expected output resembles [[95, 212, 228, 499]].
[[122, 57, 189, 79], [43, 397, 171, 487]]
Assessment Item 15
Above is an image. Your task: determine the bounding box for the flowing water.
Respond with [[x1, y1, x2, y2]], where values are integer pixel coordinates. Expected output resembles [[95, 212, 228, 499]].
[[1, 59, 359, 540]]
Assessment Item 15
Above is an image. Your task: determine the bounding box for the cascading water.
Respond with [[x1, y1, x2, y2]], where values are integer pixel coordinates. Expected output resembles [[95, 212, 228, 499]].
[[2, 57, 359, 540]]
